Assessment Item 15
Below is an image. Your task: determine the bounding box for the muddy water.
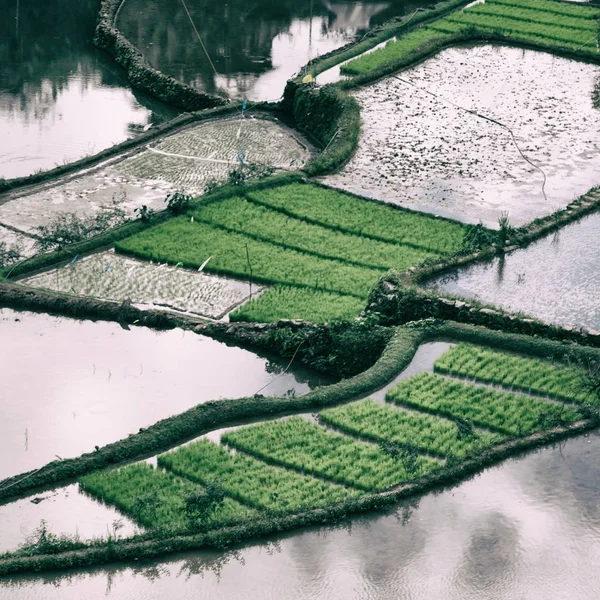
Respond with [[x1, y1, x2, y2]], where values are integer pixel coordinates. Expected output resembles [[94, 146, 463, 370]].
[[0, 308, 328, 481], [117, 0, 432, 101], [324, 45, 600, 227], [426, 212, 600, 331], [2, 431, 599, 598], [0, 0, 178, 179]]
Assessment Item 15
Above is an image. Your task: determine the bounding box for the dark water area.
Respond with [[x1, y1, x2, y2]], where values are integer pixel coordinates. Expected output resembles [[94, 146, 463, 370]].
[[0, 308, 328, 481], [0, 0, 178, 179], [425, 212, 600, 332], [2, 432, 600, 599], [117, 0, 432, 101]]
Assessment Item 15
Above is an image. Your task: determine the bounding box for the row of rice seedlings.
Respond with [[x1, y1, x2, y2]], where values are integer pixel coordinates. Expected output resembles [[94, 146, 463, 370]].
[[194, 196, 439, 271], [442, 12, 597, 49], [229, 285, 365, 323], [79, 463, 253, 531], [487, 0, 600, 20], [469, 2, 599, 32], [319, 399, 506, 459], [386, 373, 581, 436], [340, 27, 446, 76], [434, 344, 594, 404], [158, 439, 362, 514], [246, 184, 466, 255], [340, 0, 599, 77], [116, 218, 382, 299], [427, 20, 593, 55], [221, 416, 440, 492]]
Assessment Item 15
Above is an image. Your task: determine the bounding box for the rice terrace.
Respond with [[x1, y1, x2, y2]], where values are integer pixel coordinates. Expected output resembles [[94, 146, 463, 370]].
[[1, 0, 600, 597]]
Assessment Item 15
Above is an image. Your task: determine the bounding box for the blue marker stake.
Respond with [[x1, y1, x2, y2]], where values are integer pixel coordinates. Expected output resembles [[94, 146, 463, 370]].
[[104, 265, 110, 272], [237, 148, 245, 166], [242, 97, 248, 116], [70, 254, 79, 266]]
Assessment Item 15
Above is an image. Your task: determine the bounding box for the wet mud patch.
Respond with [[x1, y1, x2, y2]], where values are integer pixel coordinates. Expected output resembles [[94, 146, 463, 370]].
[[19, 251, 262, 319], [324, 45, 600, 227]]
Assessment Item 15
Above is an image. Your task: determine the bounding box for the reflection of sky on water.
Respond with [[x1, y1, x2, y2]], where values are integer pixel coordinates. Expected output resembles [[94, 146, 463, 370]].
[[0, 308, 325, 481], [426, 212, 600, 331]]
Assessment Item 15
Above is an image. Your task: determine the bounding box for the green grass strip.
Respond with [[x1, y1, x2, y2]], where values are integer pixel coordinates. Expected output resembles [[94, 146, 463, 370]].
[[434, 343, 595, 404], [387, 373, 581, 436], [222, 416, 440, 492], [79, 463, 253, 531], [487, 0, 600, 20], [194, 196, 438, 271], [158, 439, 361, 514], [115, 219, 382, 298], [341, 27, 446, 75], [444, 13, 597, 48], [246, 183, 466, 255], [229, 286, 365, 323], [469, 3, 599, 32], [320, 399, 505, 459]]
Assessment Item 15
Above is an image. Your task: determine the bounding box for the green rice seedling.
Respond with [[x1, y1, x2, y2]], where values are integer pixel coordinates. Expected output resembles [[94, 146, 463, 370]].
[[222, 417, 440, 492], [79, 463, 253, 531], [434, 344, 595, 404], [486, 0, 600, 20], [320, 399, 505, 459], [468, 3, 599, 32], [246, 184, 467, 255], [158, 439, 361, 514], [444, 12, 597, 48], [341, 28, 446, 76], [386, 373, 580, 436], [116, 219, 382, 298], [229, 286, 365, 323], [193, 196, 438, 271]]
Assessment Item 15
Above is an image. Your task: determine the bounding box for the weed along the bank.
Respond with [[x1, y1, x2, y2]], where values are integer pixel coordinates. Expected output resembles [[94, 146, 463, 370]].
[[1, 0, 600, 595]]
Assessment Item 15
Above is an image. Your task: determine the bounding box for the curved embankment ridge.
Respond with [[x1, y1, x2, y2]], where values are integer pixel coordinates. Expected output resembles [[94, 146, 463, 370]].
[[0, 320, 599, 576]]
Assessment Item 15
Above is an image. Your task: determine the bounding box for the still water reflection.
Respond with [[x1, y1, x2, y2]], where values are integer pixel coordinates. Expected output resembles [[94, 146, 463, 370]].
[[426, 212, 600, 331], [0, 308, 327, 481], [2, 433, 599, 599], [0, 0, 178, 179], [117, 0, 432, 101]]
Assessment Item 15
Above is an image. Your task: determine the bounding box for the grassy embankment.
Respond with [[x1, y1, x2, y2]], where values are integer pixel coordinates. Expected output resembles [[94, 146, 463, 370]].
[[115, 182, 469, 322], [340, 0, 600, 77]]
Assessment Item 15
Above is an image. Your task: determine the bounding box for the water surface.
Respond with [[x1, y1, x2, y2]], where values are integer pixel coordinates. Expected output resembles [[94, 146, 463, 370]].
[[0, 308, 327, 481], [0, 0, 178, 179], [117, 0, 432, 101], [426, 212, 600, 331]]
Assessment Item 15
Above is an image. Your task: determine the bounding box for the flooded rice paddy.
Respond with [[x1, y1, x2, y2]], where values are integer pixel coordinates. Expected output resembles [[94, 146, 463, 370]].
[[426, 212, 600, 331], [2, 430, 599, 598], [0, 0, 178, 180], [0, 117, 310, 246], [19, 251, 262, 319], [116, 0, 431, 101], [325, 45, 600, 227], [0, 308, 327, 482]]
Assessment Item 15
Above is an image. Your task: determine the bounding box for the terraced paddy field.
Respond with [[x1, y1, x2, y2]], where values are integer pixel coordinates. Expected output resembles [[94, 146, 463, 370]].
[[426, 211, 600, 330], [325, 44, 600, 227], [0, 117, 309, 237], [115, 182, 471, 322], [19, 251, 261, 319], [4, 339, 593, 558]]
